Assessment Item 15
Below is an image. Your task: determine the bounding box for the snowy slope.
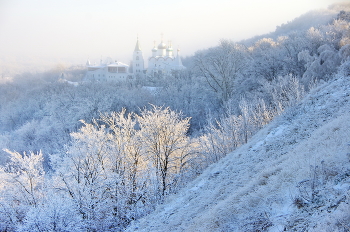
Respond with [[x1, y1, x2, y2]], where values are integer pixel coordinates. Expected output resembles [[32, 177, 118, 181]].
[[126, 75, 350, 231]]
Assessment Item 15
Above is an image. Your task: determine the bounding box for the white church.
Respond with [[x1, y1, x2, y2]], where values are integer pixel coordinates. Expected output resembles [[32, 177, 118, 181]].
[[85, 37, 186, 82]]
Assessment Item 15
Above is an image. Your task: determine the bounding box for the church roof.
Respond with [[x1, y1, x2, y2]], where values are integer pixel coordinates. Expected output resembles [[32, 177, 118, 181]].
[[108, 61, 129, 67], [158, 42, 167, 49], [134, 38, 141, 51]]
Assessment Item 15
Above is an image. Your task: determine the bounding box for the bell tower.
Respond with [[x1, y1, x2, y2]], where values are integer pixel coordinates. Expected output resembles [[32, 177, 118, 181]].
[[133, 36, 144, 77]]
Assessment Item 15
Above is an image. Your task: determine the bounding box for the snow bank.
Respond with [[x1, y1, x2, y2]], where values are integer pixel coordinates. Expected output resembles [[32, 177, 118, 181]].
[[126, 75, 350, 231]]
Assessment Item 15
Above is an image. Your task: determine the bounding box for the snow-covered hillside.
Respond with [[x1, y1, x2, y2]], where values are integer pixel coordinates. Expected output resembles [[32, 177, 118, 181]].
[[126, 74, 350, 231]]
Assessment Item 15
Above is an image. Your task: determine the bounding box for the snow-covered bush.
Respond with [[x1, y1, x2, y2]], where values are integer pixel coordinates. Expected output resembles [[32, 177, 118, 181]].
[[289, 162, 350, 231], [199, 74, 305, 168]]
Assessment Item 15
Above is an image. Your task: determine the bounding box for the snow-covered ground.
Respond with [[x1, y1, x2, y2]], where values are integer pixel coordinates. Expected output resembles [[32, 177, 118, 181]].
[[126, 75, 350, 231]]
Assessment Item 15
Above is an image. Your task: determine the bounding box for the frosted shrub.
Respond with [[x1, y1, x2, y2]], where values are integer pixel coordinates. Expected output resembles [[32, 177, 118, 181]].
[[199, 97, 276, 167], [289, 162, 350, 230], [199, 74, 306, 168], [271, 75, 305, 113]]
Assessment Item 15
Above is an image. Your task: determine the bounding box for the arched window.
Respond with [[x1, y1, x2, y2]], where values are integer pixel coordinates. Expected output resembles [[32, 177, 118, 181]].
[[136, 56, 139, 60]]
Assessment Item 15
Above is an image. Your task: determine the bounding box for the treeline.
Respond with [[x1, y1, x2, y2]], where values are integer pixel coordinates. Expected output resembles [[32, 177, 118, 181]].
[[0, 7, 349, 231], [1, 106, 195, 230]]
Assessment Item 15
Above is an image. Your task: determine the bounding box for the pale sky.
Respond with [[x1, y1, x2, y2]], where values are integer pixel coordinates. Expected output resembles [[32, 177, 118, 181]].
[[0, 0, 346, 73]]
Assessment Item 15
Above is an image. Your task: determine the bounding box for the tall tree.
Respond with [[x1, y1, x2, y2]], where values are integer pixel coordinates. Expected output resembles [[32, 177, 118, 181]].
[[137, 105, 191, 197], [195, 40, 248, 103]]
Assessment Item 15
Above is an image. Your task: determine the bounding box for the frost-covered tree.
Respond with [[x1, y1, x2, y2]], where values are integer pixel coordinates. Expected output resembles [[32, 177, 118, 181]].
[[277, 33, 309, 78], [194, 40, 248, 102], [99, 109, 152, 222], [18, 190, 82, 232], [0, 150, 45, 231], [138, 105, 191, 197], [300, 44, 341, 84], [48, 106, 192, 230], [52, 120, 122, 231], [248, 38, 284, 81]]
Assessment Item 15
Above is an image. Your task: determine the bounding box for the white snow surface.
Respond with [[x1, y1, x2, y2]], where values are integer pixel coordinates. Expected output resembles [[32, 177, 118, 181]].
[[127, 75, 350, 231]]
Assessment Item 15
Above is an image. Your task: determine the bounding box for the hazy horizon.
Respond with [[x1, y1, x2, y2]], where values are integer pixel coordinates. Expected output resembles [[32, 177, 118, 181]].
[[0, 0, 346, 75]]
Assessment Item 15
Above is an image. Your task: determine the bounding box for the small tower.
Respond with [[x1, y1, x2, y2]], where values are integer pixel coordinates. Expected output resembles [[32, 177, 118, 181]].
[[133, 36, 144, 77], [152, 41, 158, 57], [166, 41, 173, 57], [174, 49, 186, 70]]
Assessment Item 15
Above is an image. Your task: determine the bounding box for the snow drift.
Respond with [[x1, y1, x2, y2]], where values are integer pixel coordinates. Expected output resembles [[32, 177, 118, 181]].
[[126, 74, 350, 231]]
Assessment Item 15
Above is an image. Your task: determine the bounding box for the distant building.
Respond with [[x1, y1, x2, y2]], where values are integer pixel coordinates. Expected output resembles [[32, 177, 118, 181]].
[[85, 57, 131, 82], [85, 36, 185, 81], [133, 37, 145, 78], [144, 38, 186, 77]]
